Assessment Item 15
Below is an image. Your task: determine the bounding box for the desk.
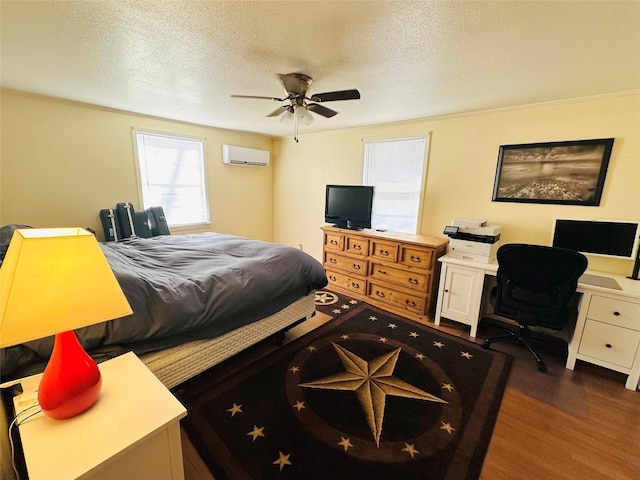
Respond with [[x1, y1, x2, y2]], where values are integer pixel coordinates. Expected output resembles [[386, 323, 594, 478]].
[[434, 254, 640, 391]]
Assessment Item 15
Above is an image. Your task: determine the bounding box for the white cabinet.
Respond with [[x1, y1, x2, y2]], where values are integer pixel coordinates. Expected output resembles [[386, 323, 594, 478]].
[[435, 262, 484, 336], [13, 352, 187, 480], [567, 293, 640, 390]]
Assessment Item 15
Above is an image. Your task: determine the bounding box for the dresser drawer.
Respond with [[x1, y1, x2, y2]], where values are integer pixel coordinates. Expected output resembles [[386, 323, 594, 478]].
[[369, 262, 430, 292], [587, 295, 640, 330], [324, 232, 345, 252], [367, 281, 426, 315], [370, 240, 399, 263], [578, 319, 640, 369], [325, 269, 367, 295], [400, 246, 434, 270], [324, 252, 367, 275], [345, 236, 369, 257]]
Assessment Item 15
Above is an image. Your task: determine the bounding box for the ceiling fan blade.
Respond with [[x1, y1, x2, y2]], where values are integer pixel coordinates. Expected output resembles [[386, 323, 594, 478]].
[[310, 89, 360, 102], [231, 94, 287, 101], [266, 106, 289, 117], [306, 103, 338, 118]]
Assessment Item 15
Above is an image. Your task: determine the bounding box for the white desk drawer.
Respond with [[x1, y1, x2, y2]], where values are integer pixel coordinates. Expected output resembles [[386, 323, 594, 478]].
[[587, 295, 640, 330], [578, 319, 640, 369]]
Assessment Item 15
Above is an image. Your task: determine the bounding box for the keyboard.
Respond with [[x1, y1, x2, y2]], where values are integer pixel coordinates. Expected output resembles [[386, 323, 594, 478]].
[[579, 273, 622, 290]]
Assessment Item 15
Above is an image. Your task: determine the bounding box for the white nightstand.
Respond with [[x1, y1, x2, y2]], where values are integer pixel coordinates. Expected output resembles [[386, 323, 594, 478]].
[[12, 352, 187, 480]]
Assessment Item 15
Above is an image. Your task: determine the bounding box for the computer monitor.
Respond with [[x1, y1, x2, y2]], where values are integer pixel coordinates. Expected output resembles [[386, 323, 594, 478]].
[[551, 219, 640, 260]]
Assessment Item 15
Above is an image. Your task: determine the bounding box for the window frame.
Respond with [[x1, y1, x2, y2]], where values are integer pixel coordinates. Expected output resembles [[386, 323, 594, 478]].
[[132, 128, 210, 229], [361, 133, 431, 234]]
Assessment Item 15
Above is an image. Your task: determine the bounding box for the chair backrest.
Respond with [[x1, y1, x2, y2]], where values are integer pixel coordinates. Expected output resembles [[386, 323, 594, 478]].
[[493, 243, 588, 329]]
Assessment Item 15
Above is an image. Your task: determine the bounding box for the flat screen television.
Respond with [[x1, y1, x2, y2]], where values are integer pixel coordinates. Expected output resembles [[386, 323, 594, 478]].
[[551, 218, 640, 260], [324, 185, 374, 230]]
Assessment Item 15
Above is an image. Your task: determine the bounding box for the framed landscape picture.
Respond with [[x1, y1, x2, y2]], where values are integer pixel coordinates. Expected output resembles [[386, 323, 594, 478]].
[[492, 138, 614, 206]]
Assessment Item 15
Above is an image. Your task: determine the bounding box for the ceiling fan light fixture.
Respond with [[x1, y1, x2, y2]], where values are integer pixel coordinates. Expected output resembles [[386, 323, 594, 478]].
[[295, 105, 314, 126], [280, 107, 295, 125]]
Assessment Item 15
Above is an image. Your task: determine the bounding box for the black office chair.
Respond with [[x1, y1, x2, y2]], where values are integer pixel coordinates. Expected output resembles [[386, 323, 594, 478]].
[[482, 243, 588, 372]]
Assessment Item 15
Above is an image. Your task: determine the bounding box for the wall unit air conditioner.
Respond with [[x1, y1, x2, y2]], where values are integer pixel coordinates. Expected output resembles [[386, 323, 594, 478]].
[[222, 145, 270, 167]]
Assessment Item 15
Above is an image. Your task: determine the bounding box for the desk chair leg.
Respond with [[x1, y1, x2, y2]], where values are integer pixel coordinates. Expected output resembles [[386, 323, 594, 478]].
[[482, 326, 548, 373]]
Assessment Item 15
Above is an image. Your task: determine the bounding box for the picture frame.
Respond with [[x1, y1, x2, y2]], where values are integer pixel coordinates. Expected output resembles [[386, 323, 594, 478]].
[[491, 138, 614, 206]]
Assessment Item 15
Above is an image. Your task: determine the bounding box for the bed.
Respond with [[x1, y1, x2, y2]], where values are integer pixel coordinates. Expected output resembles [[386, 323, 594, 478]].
[[0, 228, 328, 388]]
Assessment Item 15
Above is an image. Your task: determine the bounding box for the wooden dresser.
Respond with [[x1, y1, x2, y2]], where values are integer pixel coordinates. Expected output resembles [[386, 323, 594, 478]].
[[321, 226, 449, 323]]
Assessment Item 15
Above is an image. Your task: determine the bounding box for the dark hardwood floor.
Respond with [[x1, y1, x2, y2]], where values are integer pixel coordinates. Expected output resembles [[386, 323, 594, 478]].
[[179, 312, 640, 480]]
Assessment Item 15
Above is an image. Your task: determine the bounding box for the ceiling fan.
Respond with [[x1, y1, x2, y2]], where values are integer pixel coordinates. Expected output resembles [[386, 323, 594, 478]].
[[231, 73, 360, 141]]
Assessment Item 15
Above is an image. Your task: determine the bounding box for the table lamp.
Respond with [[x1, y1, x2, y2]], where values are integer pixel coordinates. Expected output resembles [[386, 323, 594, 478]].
[[0, 228, 132, 419]]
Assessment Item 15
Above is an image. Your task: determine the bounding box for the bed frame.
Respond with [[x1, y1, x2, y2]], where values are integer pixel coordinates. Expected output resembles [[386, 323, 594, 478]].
[[140, 292, 316, 389]]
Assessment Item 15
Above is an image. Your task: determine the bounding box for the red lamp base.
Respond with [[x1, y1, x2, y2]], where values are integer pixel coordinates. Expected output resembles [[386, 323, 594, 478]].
[[37, 330, 102, 420]]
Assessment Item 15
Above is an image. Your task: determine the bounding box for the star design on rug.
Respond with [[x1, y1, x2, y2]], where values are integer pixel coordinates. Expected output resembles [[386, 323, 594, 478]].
[[338, 436, 353, 451], [410, 331, 419, 338], [442, 383, 454, 392], [289, 366, 300, 374], [388, 323, 397, 329], [299, 342, 447, 447], [369, 315, 378, 321], [307, 345, 317, 352], [433, 341, 444, 348], [292, 400, 306, 412], [273, 451, 292, 471], [247, 425, 265, 441], [315, 292, 338, 305], [341, 334, 350, 340], [341, 304, 350, 310], [440, 421, 456, 435], [402, 442, 419, 458], [379, 336, 388, 343], [461, 351, 473, 359], [227, 403, 243, 417]]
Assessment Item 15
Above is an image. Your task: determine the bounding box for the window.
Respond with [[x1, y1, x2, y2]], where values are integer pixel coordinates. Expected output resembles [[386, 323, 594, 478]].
[[363, 135, 430, 234], [133, 130, 209, 227]]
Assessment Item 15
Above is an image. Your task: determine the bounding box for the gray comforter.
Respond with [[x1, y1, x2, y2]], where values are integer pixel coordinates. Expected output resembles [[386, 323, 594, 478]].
[[1, 232, 327, 380]]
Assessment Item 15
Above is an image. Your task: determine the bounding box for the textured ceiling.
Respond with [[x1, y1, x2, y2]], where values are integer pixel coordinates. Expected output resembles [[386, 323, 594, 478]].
[[1, 1, 639, 138]]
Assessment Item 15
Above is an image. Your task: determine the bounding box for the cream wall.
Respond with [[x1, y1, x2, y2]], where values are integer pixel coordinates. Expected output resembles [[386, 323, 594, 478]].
[[273, 93, 640, 276], [0, 89, 274, 241]]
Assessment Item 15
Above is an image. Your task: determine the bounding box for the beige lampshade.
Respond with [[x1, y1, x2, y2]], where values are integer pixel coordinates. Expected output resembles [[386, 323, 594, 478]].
[[0, 228, 133, 348]]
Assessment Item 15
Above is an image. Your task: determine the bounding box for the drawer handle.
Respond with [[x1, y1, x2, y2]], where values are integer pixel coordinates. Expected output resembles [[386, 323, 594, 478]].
[[408, 277, 419, 285], [353, 244, 361, 250], [605, 343, 612, 349], [613, 311, 620, 316], [375, 290, 385, 298], [377, 269, 387, 275], [410, 255, 421, 263], [351, 282, 360, 288], [405, 300, 417, 307], [330, 239, 338, 245], [352, 264, 361, 270], [329, 258, 337, 263], [329, 275, 337, 281], [379, 250, 389, 256]]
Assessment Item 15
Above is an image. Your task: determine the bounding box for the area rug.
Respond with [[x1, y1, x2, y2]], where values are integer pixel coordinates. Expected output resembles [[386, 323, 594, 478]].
[[314, 289, 361, 317], [181, 303, 512, 480]]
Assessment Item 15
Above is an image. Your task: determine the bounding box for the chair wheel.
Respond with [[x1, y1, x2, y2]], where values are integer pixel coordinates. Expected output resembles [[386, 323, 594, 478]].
[[482, 339, 491, 349], [537, 363, 547, 373]]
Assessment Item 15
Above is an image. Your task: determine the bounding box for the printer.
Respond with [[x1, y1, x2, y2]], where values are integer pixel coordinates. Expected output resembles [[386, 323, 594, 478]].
[[443, 219, 502, 263]]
